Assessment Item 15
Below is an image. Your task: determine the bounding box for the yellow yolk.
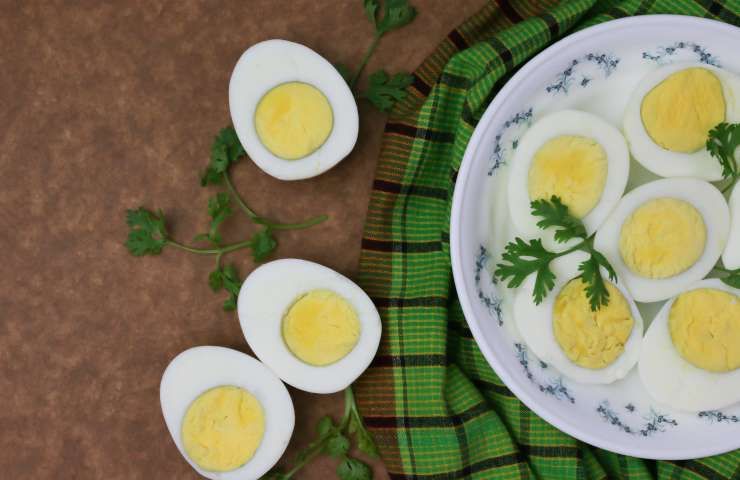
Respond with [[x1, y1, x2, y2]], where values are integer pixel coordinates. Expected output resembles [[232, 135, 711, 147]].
[[640, 68, 726, 153], [254, 82, 333, 160], [181, 386, 265, 472], [553, 278, 634, 369], [669, 288, 740, 372], [619, 198, 706, 279], [528, 135, 608, 219], [282, 289, 360, 366]]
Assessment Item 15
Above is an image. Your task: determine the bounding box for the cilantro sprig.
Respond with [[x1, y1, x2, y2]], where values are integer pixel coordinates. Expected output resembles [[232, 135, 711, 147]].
[[125, 127, 327, 311], [263, 387, 378, 480], [336, 0, 416, 112], [495, 196, 617, 311], [706, 122, 739, 194], [713, 265, 740, 289]]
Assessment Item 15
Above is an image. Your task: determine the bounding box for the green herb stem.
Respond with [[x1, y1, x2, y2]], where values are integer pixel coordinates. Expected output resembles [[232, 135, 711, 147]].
[[167, 239, 253, 256], [223, 172, 328, 230], [720, 174, 738, 194], [350, 34, 381, 89]]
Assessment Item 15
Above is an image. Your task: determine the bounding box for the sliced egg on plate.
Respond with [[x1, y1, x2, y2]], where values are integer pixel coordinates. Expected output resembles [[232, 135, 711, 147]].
[[623, 62, 740, 181], [639, 279, 740, 412], [160, 346, 294, 479], [594, 178, 729, 302], [229, 39, 359, 180], [513, 251, 643, 384], [237, 259, 381, 394], [508, 110, 630, 250], [723, 185, 740, 270]]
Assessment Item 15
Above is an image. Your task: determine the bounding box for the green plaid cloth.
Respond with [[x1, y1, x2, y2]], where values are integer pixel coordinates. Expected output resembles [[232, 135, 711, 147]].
[[354, 0, 740, 478]]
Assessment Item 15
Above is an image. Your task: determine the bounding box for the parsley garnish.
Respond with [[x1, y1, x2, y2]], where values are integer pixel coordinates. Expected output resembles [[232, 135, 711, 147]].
[[263, 387, 378, 480], [125, 127, 328, 311], [495, 196, 618, 311], [706, 122, 739, 194], [714, 265, 740, 289], [339, 0, 416, 112]]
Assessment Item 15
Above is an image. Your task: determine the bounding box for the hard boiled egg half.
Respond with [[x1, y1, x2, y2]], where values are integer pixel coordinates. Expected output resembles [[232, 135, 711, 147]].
[[229, 39, 359, 180], [623, 62, 740, 181], [723, 185, 740, 270], [508, 110, 630, 250], [594, 178, 729, 302], [513, 252, 643, 384], [160, 346, 294, 479], [639, 279, 740, 411], [238, 259, 381, 394]]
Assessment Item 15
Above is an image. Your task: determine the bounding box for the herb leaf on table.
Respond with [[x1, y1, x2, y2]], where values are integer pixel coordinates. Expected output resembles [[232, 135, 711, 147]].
[[362, 70, 414, 112]]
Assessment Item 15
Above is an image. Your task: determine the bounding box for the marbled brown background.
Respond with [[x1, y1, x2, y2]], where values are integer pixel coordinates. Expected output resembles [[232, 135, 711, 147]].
[[0, 1, 486, 478]]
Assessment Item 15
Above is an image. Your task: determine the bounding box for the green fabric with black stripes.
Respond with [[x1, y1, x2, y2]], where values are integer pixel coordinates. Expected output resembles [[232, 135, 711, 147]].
[[355, 0, 740, 478]]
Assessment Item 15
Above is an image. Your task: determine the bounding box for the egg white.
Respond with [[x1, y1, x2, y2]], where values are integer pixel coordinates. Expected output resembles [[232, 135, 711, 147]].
[[639, 279, 740, 412], [513, 252, 643, 385], [623, 62, 740, 181], [237, 259, 381, 394], [229, 39, 359, 181], [508, 110, 630, 251], [160, 346, 294, 480], [723, 185, 740, 270], [594, 178, 729, 302]]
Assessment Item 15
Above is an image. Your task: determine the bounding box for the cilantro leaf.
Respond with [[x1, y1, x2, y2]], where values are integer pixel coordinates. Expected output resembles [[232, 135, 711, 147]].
[[531, 196, 587, 243], [721, 268, 740, 288], [324, 433, 350, 458], [706, 122, 739, 182], [349, 414, 379, 458], [201, 127, 246, 186], [363, 0, 378, 26], [125, 208, 168, 256], [337, 457, 372, 480], [578, 255, 611, 311], [194, 193, 232, 245], [495, 237, 558, 304], [209, 264, 241, 311], [317, 415, 335, 436], [376, 0, 416, 35], [249, 228, 277, 263], [362, 70, 413, 112]]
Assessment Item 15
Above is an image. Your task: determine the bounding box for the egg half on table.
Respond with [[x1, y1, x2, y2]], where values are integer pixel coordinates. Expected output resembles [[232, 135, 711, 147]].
[[229, 39, 359, 180], [508, 110, 630, 250], [238, 259, 382, 394], [595, 178, 730, 303], [623, 62, 740, 181], [160, 346, 295, 479], [514, 252, 644, 384], [640, 279, 740, 412]]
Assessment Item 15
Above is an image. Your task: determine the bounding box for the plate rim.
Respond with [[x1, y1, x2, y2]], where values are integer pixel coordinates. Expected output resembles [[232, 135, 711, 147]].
[[450, 14, 740, 460]]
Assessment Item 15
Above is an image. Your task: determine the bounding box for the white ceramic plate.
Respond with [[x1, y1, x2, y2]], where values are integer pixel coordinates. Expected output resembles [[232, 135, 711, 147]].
[[450, 15, 740, 460]]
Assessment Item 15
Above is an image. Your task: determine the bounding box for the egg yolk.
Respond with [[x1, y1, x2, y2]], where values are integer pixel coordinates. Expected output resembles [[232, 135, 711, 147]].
[[181, 386, 265, 472], [640, 68, 725, 153], [619, 198, 706, 279], [254, 82, 333, 160], [553, 278, 634, 369], [669, 288, 740, 372], [282, 289, 360, 366], [528, 135, 608, 219]]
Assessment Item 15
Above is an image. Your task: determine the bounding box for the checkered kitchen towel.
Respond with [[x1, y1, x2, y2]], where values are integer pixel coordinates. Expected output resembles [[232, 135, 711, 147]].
[[354, 0, 740, 478]]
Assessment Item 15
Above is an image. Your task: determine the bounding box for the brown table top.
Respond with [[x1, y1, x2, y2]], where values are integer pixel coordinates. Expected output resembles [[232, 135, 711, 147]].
[[1, 1, 486, 478]]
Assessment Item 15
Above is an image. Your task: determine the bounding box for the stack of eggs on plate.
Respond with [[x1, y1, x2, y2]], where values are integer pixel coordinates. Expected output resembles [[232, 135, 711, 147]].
[[507, 63, 739, 410], [159, 41, 381, 479]]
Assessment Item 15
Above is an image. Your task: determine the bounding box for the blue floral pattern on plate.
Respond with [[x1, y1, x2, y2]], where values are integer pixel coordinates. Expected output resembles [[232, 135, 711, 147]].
[[488, 108, 533, 176], [474, 245, 503, 326], [515, 343, 575, 403], [642, 41, 719, 66], [546, 53, 620, 95], [597, 401, 678, 436], [698, 411, 740, 424]]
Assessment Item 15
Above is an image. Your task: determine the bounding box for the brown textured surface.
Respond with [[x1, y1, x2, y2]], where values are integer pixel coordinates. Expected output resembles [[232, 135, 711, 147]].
[[0, 1, 486, 478]]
